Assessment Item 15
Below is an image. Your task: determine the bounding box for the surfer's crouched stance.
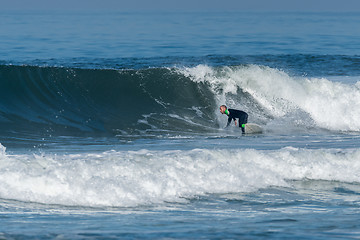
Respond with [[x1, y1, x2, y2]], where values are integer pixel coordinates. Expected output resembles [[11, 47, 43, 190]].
[[220, 105, 248, 133]]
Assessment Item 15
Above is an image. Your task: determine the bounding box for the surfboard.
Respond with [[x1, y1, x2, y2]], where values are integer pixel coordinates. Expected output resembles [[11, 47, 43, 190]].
[[244, 123, 263, 134]]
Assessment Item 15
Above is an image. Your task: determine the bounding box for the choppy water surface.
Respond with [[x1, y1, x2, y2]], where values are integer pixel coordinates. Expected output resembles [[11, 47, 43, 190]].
[[0, 10, 360, 239]]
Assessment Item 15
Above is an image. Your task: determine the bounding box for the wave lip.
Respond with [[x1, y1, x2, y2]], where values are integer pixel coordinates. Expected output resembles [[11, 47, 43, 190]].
[[0, 145, 360, 207]]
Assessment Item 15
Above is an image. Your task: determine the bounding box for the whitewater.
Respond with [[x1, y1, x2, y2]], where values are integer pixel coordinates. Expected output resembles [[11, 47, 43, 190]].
[[180, 64, 360, 132], [1, 10, 360, 239], [1, 145, 360, 208]]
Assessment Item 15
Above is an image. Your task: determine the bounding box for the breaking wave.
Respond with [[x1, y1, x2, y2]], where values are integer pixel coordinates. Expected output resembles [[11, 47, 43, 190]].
[[0, 64, 359, 137], [0, 144, 359, 207]]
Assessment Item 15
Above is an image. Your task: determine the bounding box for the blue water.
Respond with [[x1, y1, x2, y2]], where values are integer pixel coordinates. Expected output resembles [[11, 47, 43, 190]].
[[1, 10, 360, 239], [1, 11, 360, 60]]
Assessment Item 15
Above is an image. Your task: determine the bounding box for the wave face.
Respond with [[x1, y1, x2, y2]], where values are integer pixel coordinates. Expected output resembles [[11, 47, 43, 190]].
[[0, 144, 359, 207], [0, 65, 217, 136], [0, 64, 359, 137]]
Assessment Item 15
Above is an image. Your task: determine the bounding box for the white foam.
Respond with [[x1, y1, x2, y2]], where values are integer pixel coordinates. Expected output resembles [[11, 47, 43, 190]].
[[1, 144, 360, 207], [179, 65, 360, 132]]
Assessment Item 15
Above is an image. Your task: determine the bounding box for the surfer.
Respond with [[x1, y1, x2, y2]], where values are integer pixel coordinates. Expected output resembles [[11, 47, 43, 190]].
[[220, 105, 248, 133]]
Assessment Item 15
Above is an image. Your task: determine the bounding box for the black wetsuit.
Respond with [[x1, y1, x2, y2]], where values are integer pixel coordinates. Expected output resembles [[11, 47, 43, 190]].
[[226, 109, 248, 133]]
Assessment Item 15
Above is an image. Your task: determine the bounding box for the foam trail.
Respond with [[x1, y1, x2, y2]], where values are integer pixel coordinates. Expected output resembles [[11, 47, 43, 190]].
[[180, 65, 360, 132], [0, 144, 360, 207]]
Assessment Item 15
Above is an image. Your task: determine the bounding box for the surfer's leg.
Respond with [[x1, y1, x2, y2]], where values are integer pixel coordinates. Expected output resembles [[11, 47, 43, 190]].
[[238, 118, 245, 133], [238, 113, 248, 134]]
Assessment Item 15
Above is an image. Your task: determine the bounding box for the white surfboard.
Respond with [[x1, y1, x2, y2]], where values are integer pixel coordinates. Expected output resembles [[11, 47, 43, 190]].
[[244, 123, 263, 134]]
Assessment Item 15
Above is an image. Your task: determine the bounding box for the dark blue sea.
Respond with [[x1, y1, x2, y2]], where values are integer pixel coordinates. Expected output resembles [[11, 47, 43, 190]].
[[1, 10, 360, 239]]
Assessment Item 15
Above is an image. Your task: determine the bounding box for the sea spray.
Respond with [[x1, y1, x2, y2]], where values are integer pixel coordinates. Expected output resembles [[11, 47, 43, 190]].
[[179, 65, 360, 132]]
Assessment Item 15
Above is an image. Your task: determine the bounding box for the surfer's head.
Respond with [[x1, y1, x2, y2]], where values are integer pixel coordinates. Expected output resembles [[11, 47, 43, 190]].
[[219, 105, 227, 114]]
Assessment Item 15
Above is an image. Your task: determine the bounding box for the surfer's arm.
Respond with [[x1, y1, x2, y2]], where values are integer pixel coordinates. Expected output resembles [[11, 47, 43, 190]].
[[225, 117, 233, 128]]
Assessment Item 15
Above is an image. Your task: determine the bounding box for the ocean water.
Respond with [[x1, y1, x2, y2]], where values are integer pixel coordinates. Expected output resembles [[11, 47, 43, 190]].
[[1, 10, 360, 239]]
